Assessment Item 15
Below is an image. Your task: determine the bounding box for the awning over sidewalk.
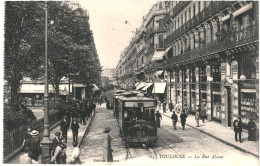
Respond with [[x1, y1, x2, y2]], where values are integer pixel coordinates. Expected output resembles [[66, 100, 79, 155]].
[[151, 51, 165, 61], [141, 83, 153, 91], [73, 84, 86, 87], [155, 70, 164, 76], [136, 82, 146, 90], [152, 82, 166, 94], [135, 82, 140, 87], [163, 46, 172, 55], [92, 84, 99, 91], [20, 83, 71, 93]]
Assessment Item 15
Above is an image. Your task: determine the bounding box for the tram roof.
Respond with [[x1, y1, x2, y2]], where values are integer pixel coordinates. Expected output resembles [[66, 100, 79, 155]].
[[118, 96, 156, 102]]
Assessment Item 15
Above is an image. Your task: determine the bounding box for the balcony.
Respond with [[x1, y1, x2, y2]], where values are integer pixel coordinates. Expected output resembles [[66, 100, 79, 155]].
[[211, 82, 221, 91], [164, 1, 190, 24], [144, 7, 166, 27], [165, 24, 258, 68], [241, 79, 259, 89], [148, 26, 166, 36], [164, 1, 235, 46]]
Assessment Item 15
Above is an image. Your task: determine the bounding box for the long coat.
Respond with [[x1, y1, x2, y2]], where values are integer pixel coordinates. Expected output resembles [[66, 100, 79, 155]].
[[233, 120, 242, 132], [28, 136, 41, 161], [102, 133, 113, 162], [60, 120, 70, 132]]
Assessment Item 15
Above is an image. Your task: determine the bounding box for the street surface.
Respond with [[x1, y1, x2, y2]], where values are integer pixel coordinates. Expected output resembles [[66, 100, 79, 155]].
[[80, 103, 258, 166]]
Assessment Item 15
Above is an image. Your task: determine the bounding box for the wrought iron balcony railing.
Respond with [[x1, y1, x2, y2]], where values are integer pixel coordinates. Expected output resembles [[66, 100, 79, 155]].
[[165, 24, 258, 67]]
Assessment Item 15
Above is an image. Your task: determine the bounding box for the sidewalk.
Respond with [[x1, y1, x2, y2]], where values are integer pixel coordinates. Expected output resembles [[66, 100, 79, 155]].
[[159, 109, 259, 158], [5, 110, 95, 164]]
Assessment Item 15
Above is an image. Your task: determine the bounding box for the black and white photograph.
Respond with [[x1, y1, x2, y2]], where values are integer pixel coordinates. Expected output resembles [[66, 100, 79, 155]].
[[2, 1, 259, 165]]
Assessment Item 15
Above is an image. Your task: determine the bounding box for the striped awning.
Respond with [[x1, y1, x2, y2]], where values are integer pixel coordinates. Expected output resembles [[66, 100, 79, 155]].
[[136, 82, 146, 90], [141, 83, 153, 91]]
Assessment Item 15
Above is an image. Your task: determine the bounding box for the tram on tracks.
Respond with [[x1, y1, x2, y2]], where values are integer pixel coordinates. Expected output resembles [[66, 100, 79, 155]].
[[114, 92, 158, 147]]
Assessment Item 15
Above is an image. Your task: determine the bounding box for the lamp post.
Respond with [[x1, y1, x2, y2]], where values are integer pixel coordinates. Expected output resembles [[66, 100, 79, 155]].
[[41, 2, 52, 163]]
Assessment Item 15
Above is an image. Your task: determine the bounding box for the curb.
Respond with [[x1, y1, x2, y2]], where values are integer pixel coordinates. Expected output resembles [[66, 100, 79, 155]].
[[79, 110, 96, 148], [162, 113, 259, 158], [3, 120, 62, 163]]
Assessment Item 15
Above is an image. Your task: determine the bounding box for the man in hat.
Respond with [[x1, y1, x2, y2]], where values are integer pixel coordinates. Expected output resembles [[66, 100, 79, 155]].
[[233, 116, 243, 143], [171, 111, 178, 130], [51, 131, 61, 156], [103, 127, 113, 162], [155, 111, 162, 128], [28, 130, 40, 162], [60, 116, 70, 143], [71, 118, 80, 144]]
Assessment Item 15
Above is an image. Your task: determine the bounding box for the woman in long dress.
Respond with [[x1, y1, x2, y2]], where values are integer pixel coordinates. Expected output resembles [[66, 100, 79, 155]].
[[102, 127, 113, 162]]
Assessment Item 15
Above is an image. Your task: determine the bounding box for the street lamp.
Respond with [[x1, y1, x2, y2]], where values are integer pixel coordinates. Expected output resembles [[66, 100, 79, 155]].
[[41, 2, 52, 163]]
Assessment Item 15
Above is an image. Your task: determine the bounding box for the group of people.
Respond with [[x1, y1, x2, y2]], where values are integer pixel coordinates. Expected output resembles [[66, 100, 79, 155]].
[[233, 116, 257, 143], [19, 127, 41, 164], [194, 104, 207, 127]]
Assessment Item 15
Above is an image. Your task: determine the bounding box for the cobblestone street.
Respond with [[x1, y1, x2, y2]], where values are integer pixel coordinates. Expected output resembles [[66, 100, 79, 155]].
[[79, 103, 258, 166]]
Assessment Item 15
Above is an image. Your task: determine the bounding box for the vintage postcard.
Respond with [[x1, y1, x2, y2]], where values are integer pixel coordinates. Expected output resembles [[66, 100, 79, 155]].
[[2, 1, 259, 166]]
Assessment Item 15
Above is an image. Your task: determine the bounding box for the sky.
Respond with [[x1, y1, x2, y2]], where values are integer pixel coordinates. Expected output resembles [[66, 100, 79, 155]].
[[79, 0, 157, 69]]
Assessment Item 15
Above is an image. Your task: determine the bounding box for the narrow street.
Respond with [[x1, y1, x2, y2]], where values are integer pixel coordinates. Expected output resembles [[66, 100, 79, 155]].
[[79, 103, 258, 165]]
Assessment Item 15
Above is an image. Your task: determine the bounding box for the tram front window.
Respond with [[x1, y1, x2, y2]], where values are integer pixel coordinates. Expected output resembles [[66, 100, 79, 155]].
[[124, 107, 156, 121]]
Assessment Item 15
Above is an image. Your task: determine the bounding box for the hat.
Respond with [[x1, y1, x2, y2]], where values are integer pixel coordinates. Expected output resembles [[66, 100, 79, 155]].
[[27, 126, 32, 132], [60, 143, 66, 149], [73, 118, 77, 121], [30, 130, 39, 136], [197, 105, 200, 107], [55, 131, 61, 136], [63, 115, 67, 118], [103, 127, 111, 133]]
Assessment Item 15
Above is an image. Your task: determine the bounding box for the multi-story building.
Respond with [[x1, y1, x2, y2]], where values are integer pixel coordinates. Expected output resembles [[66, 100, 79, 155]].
[[163, 1, 258, 128], [116, 1, 168, 102]]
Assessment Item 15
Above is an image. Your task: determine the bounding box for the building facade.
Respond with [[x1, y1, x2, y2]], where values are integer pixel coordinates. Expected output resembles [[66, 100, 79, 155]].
[[116, 2, 169, 102], [163, 1, 258, 128]]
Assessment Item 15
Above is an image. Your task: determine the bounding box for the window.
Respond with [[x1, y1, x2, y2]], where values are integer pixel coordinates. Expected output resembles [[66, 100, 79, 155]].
[[189, 7, 191, 19], [193, 3, 196, 17], [178, 17, 179, 28], [159, 2, 162, 10], [181, 14, 183, 25], [159, 19, 163, 29], [175, 20, 177, 30], [185, 11, 187, 22], [198, 1, 201, 12], [159, 35, 163, 48]]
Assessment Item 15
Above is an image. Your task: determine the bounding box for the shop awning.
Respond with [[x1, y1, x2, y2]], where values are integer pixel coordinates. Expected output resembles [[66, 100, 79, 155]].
[[136, 82, 146, 90], [155, 70, 164, 76], [151, 51, 165, 61], [141, 83, 153, 91], [135, 82, 140, 87], [241, 89, 256, 93], [233, 2, 252, 17], [92, 84, 99, 91], [152, 82, 166, 94], [20, 83, 71, 94], [163, 46, 172, 55], [73, 84, 86, 87]]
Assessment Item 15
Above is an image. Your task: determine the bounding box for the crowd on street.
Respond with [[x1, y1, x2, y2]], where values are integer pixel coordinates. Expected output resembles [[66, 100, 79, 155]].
[[18, 100, 96, 164], [155, 100, 258, 145]]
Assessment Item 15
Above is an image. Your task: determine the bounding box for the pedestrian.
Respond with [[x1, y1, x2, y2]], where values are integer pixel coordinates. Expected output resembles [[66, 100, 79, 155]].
[[200, 105, 207, 123], [71, 118, 80, 144], [19, 147, 38, 164], [175, 102, 180, 113], [155, 111, 162, 128], [51, 142, 67, 164], [248, 119, 257, 141], [51, 131, 61, 156], [28, 130, 41, 162], [163, 101, 166, 113], [233, 117, 243, 143], [171, 111, 178, 130], [60, 116, 70, 143], [106, 100, 111, 109], [195, 110, 200, 127], [169, 101, 173, 112], [102, 127, 113, 162], [180, 110, 187, 130], [70, 142, 81, 164], [80, 106, 87, 125], [21, 126, 32, 152]]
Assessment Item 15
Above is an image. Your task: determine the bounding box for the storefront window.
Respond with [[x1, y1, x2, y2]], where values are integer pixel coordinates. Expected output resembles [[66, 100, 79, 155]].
[[191, 92, 196, 112], [212, 94, 221, 120], [240, 92, 257, 125]]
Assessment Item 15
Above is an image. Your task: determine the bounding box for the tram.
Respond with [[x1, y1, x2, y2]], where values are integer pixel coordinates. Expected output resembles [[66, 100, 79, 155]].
[[116, 93, 158, 147]]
